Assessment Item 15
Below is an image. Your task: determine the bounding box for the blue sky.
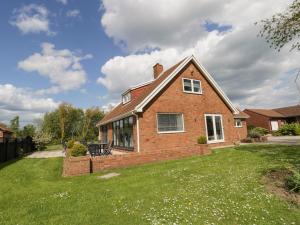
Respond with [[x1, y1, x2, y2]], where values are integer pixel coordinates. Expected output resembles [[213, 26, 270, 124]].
[[0, 0, 298, 125], [0, 0, 122, 110]]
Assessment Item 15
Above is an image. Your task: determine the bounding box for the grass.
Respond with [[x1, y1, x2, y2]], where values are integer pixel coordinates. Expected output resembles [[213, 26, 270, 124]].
[[0, 145, 299, 225], [45, 144, 63, 151]]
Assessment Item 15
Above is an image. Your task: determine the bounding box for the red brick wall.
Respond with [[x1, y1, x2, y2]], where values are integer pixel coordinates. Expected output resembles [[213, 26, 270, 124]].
[[138, 62, 247, 151], [62, 156, 90, 177], [62, 144, 211, 176], [244, 110, 271, 131]]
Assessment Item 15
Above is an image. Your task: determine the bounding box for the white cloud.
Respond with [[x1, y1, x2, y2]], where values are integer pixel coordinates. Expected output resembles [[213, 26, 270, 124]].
[[66, 9, 80, 18], [56, 0, 68, 5], [0, 84, 59, 124], [10, 4, 54, 35], [18, 43, 92, 93], [98, 0, 300, 108]]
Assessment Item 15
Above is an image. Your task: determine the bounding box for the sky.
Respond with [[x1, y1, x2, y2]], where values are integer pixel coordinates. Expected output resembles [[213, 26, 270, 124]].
[[0, 0, 299, 125]]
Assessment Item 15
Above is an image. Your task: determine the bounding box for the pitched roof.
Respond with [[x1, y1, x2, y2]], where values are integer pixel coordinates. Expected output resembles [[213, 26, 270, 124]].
[[233, 110, 249, 119], [244, 109, 284, 118], [98, 55, 238, 125], [274, 105, 300, 117], [0, 123, 12, 133]]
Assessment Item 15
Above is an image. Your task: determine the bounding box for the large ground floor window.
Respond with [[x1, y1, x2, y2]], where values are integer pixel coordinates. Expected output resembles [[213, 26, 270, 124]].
[[205, 114, 224, 143], [100, 125, 108, 143], [113, 116, 134, 149]]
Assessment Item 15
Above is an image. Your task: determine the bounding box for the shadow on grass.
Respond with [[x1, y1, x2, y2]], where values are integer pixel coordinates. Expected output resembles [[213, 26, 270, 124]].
[[0, 157, 22, 170], [235, 144, 300, 169]]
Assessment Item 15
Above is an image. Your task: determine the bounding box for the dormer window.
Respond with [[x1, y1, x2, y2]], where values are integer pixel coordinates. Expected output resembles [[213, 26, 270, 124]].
[[182, 78, 202, 94], [122, 92, 131, 104]]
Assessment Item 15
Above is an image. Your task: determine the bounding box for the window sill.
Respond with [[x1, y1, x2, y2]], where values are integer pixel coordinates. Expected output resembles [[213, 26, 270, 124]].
[[157, 130, 186, 134], [207, 140, 225, 144], [234, 126, 243, 128], [183, 91, 203, 95]]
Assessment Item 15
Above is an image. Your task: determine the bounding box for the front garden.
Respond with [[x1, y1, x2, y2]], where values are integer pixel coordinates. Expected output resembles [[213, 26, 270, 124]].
[[0, 145, 299, 225]]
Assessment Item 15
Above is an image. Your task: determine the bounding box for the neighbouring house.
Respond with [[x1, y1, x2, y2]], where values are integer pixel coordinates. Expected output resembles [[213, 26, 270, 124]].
[[0, 123, 13, 142], [97, 55, 248, 152], [244, 105, 300, 132]]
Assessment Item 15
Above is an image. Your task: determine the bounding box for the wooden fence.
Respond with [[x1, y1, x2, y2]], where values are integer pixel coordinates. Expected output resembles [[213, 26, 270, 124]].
[[0, 137, 35, 163]]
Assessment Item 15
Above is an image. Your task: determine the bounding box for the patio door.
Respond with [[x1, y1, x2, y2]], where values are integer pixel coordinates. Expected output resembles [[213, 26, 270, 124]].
[[271, 120, 279, 131], [205, 114, 224, 143]]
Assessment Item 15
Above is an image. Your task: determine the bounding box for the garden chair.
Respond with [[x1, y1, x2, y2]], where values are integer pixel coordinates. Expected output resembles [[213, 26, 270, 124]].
[[103, 141, 113, 155]]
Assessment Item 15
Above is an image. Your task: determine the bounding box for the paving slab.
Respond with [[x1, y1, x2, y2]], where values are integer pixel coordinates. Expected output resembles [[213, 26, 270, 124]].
[[26, 150, 65, 158], [98, 172, 120, 179]]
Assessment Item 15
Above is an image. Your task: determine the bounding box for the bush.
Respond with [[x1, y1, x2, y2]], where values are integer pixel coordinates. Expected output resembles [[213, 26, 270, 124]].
[[69, 143, 87, 157], [252, 127, 269, 135], [285, 171, 300, 193], [197, 136, 207, 144], [67, 139, 75, 149], [248, 129, 262, 138], [277, 123, 300, 136], [241, 137, 253, 143], [33, 132, 52, 151]]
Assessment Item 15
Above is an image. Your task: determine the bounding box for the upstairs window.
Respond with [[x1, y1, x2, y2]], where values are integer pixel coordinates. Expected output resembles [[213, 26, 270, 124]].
[[183, 78, 202, 94], [234, 119, 242, 127], [122, 92, 131, 104]]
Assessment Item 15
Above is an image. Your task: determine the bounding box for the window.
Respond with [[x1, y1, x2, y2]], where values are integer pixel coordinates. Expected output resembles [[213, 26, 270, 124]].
[[157, 113, 184, 133], [100, 125, 108, 143], [234, 119, 242, 127], [183, 78, 202, 94], [122, 92, 131, 104], [205, 114, 224, 143], [113, 116, 134, 149]]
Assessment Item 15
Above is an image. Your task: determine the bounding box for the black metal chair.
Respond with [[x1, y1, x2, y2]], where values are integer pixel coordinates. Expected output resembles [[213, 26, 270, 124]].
[[88, 144, 101, 157], [103, 141, 113, 155]]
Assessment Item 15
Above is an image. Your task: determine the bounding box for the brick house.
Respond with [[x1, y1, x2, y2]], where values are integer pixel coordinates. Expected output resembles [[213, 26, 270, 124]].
[[244, 105, 300, 132], [0, 123, 13, 142], [97, 55, 248, 152]]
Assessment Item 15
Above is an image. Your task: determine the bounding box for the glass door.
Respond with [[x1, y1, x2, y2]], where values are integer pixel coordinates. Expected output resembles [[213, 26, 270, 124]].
[[205, 114, 224, 143]]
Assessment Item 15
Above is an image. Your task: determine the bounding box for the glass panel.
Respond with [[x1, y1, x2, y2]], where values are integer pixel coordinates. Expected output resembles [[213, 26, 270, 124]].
[[157, 114, 183, 132], [206, 116, 215, 141], [183, 79, 192, 92], [193, 80, 201, 93], [112, 117, 134, 148], [215, 116, 223, 140]]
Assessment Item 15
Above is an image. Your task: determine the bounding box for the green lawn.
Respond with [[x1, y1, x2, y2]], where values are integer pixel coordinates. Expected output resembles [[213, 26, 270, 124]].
[[0, 145, 299, 225], [45, 144, 63, 151]]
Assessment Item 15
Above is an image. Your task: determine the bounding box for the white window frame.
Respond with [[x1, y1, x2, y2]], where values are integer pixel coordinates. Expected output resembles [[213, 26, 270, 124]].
[[234, 118, 243, 128], [182, 78, 202, 94], [204, 114, 225, 144], [156, 113, 185, 134], [122, 92, 131, 104]]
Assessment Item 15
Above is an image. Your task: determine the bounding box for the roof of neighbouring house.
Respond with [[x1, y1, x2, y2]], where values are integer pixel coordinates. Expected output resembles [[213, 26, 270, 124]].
[[245, 104, 300, 118], [233, 110, 250, 119], [245, 109, 284, 118], [97, 55, 239, 126], [0, 123, 12, 133], [274, 105, 300, 117]]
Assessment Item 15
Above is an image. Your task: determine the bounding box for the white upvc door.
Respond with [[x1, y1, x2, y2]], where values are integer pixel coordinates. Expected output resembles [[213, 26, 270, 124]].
[[204, 114, 225, 143], [271, 120, 279, 131]]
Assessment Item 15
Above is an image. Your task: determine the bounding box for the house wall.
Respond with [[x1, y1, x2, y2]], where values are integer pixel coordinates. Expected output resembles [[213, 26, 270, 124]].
[[136, 62, 247, 151], [243, 110, 271, 130]]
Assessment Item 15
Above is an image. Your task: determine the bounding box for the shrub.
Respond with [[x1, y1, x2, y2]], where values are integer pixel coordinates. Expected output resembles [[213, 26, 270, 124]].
[[252, 127, 269, 135], [33, 132, 52, 151], [285, 171, 300, 193], [67, 139, 75, 149], [277, 123, 300, 136], [69, 142, 87, 157], [197, 136, 207, 144], [248, 129, 262, 138]]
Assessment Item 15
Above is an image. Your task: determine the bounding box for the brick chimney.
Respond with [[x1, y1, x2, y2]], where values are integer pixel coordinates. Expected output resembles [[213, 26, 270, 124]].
[[153, 63, 163, 79]]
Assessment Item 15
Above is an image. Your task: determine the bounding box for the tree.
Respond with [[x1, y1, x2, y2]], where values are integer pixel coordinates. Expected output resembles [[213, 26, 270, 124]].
[[257, 0, 300, 51], [81, 107, 105, 141], [10, 116, 20, 137], [22, 124, 36, 137]]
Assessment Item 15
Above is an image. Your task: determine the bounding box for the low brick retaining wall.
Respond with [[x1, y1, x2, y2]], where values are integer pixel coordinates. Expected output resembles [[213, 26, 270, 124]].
[[63, 145, 211, 177]]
